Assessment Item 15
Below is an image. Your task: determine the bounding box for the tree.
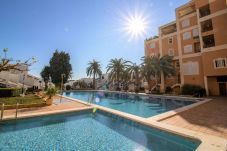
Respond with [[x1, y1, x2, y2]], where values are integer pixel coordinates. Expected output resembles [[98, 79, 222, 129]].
[[121, 69, 131, 91], [158, 55, 175, 92], [127, 63, 141, 91], [106, 58, 129, 90], [86, 60, 102, 89], [48, 50, 72, 87], [0, 48, 36, 72], [141, 56, 156, 91], [141, 55, 175, 92], [40, 66, 51, 90]]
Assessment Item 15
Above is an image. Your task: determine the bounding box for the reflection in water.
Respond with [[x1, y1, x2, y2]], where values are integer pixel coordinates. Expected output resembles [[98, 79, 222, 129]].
[[64, 91, 196, 118]]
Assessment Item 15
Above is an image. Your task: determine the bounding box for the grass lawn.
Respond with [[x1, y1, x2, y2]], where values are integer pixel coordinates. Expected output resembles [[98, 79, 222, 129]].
[[0, 95, 44, 105]]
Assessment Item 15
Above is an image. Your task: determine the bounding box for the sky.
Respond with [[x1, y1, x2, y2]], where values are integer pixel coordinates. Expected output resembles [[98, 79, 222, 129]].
[[0, 0, 189, 80]]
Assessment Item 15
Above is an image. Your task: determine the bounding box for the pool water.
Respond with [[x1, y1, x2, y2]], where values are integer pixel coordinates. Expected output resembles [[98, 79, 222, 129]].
[[0, 110, 200, 151], [64, 91, 196, 118]]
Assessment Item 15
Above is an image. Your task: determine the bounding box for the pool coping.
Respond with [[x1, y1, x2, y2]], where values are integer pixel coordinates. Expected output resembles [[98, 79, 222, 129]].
[[64, 89, 203, 101], [61, 94, 227, 151], [0, 106, 93, 121]]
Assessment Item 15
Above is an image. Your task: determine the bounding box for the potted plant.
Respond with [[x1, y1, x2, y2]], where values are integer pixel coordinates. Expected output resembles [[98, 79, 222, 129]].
[[45, 87, 58, 105]]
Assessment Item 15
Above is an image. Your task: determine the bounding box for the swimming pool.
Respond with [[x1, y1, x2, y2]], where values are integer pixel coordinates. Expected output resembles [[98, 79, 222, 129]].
[[64, 91, 196, 118], [0, 110, 200, 151]]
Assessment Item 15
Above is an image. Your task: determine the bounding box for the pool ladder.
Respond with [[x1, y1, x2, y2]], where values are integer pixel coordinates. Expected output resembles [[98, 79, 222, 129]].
[[0, 102, 19, 121]]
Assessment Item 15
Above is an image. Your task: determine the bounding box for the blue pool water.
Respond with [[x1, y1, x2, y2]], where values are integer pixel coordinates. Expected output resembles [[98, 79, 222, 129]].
[[64, 91, 196, 118], [0, 110, 200, 151]]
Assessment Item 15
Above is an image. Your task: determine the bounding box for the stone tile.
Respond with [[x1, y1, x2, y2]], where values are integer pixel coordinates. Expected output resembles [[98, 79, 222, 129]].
[[160, 97, 227, 139]]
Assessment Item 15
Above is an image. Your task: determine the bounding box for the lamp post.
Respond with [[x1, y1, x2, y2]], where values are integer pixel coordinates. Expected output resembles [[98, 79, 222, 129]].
[[60, 74, 65, 103]]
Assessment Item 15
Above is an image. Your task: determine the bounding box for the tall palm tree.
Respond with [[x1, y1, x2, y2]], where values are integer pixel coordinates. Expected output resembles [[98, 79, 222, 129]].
[[3, 48, 8, 59], [141, 56, 156, 91], [148, 55, 175, 92], [159, 55, 175, 92], [106, 58, 129, 90], [141, 55, 175, 92], [127, 63, 141, 91], [86, 60, 102, 89]]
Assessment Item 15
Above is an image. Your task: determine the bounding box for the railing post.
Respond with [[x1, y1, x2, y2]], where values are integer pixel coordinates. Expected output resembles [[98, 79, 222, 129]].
[[15, 102, 19, 120], [1, 103, 4, 121]]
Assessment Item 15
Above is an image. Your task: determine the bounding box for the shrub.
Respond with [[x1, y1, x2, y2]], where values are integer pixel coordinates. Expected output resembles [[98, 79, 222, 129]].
[[165, 86, 172, 93], [46, 87, 58, 99], [0, 88, 22, 97], [65, 85, 71, 90], [181, 84, 206, 97]]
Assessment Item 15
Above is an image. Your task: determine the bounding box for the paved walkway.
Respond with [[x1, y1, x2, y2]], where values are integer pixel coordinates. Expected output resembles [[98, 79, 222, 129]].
[[159, 97, 227, 139], [2, 96, 90, 119]]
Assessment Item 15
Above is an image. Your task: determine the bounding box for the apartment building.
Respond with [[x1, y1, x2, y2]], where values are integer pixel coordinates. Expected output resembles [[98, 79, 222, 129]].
[[145, 0, 227, 96]]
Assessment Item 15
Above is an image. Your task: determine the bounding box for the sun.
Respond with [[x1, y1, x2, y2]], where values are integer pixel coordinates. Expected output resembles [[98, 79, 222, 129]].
[[122, 12, 149, 41]]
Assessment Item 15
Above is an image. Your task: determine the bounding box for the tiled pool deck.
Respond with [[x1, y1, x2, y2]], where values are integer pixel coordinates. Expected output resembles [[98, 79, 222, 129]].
[[1, 94, 227, 151], [159, 97, 227, 139]]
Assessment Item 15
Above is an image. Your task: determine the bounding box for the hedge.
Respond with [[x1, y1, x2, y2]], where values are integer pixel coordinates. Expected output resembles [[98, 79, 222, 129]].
[[181, 84, 206, 97], [0, 88, 22, 97]]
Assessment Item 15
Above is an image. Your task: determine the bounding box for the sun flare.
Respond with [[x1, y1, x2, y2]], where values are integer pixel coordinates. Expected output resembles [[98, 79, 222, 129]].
[[122, 12, 149, 41]]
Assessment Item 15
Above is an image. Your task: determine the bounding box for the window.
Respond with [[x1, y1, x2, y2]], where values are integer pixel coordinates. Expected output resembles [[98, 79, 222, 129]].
[[181, 19, 190, 28], [201, 19, 213, 33], [194, 42, 201, 53], [150, 43, 156, 48], [183, 61, 199, 75], [183, 32, 191, 40], [192, 28, 199, 38], [199, 4, 211, 18], [213, 58, 227, 68], [203, 34, 215, 48], [168, 37, 173, 44], [168, 49, 174, 56], [184, 45, 193, 53]]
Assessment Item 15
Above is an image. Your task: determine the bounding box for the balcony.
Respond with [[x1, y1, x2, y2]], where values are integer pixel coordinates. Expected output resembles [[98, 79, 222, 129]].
[[203, 34, 215, 48], [178, 5, 196, 18], [199, 4, 211, 18], [161, 23, 177, 36], [201, 19, 213, 33]]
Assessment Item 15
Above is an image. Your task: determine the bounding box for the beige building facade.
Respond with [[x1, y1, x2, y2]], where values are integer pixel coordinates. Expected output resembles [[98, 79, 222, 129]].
[[145, 0, 227, 96]]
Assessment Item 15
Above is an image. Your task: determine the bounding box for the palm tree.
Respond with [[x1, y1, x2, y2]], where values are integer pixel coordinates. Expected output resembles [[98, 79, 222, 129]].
[[106, 58, 129, 90], [141, 56, 156, 91], [127, 63, 141, 92], [141, 55, 175, 92], [159, 55, 175, 92], [3, 48, 8, 59], [86, 60, 102, 89], [121, 69, 131, 91]]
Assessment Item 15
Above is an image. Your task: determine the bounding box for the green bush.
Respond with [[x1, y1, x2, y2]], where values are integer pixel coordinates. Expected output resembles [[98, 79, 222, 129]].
[[65, 85, 71, 90], [181, 84, 206, 96], [0, 88, 22, 97], [46, 87, 58, 99]]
